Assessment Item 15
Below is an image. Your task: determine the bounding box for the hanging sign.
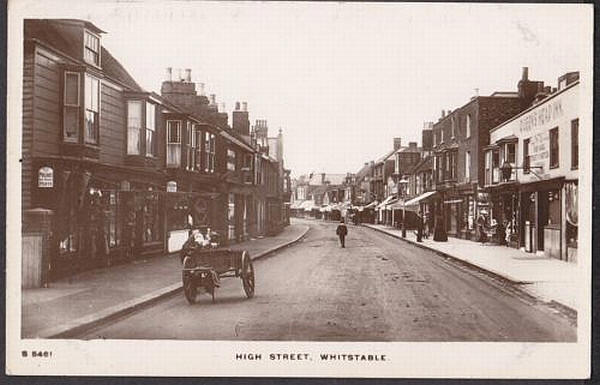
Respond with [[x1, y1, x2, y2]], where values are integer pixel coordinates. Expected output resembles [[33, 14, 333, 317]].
[[38, 166, 54, 188], [167, 181, 177, 192]]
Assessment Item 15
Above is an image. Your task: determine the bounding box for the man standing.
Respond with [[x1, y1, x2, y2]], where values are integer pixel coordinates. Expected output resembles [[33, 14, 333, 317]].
[[336, 219, 348, 248]]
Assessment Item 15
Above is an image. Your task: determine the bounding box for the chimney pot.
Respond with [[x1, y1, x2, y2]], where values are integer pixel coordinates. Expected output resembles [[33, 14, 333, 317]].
[[522, 67, 529, 81], [209, 94, 216, 105], [178, 68, 183, 81], [441, 110, 446, 118], [184, 68, 192, 82], [242, 102, 248, 112], [198, 83, 205, 96], [166, 67, 172, 81], [219, 102, 226, 112], [235, 102, 241, 111]]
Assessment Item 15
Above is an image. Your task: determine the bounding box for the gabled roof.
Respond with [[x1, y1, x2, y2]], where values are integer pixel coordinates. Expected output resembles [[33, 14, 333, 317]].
[[25, 19, 144, 92], [375, 149, 396, 164]]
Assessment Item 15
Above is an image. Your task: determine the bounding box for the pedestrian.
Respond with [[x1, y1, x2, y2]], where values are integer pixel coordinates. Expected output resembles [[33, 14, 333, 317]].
[[416, 210, 423, 242], [336, 218, 348, 248]]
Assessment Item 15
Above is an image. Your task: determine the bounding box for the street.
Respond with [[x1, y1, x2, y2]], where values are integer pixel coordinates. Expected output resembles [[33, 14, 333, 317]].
[[80, 219, 576, 341]]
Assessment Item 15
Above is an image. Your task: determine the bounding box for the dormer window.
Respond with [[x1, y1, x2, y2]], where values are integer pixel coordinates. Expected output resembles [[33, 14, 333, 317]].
[[84, 31, 100, 66]]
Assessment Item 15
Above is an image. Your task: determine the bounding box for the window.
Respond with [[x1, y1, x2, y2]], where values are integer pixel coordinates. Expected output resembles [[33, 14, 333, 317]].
[[571, 119, 578, 169], [63, 72, 80, 142], [451, 117, 456, 138], [505, 142, 516, 164], [466, 114, 471, 138], [550, 127, 559, 169], [146, 102, 156, 156], [228, 193, 236, 241], [523, 138, 530, 174], [492, 149, 500, 183], [166, 121, 181, 167], [227, 148, 237, 171], [465, 151, 471, 182], [440, 127, 445, 143], [84, 74, 99, 144], [84, 31, 100, 66], [204, 132, 216, 173], [485, 150, 492, 185], [127, 101, 142, 155], [194, 125, 203, 170], [186, 122, 195, 170]]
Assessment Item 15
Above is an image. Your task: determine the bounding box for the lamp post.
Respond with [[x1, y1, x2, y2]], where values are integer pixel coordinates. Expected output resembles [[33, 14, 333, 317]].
[[398, 177, 409, 238]]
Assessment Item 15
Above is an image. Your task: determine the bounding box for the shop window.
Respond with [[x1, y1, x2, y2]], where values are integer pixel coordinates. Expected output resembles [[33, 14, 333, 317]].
[[84, 74, 100, 144], [127, 100, 142, 155], [166, 120, 182, 167], [84, 31, 100, 66], [63, 72, 80, 142], [106, 191, 119, 248], [146, 102, 156, 157], [142, 192, 161, 244], [549, 127, 559, 169], [523, 138, 530, 174], [571, 119, 578, 169]]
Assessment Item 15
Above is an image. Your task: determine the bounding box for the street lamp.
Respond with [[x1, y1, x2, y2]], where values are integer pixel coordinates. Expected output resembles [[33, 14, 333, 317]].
[[398, 176, 409, 238]]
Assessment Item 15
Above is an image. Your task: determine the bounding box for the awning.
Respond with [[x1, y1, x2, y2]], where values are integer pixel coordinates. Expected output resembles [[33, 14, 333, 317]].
[[364, 201, 378, 209], [376, 195, 397, 210], [290, 200, 305, 209], [300, 200, 316, 211], [403, 191, 437, 207]]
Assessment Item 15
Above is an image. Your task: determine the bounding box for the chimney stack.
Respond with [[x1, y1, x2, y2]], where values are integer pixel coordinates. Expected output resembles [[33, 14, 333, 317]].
[[409, 142, 417, 149], [166, 67, 172, 81], [393, 137, 402, 151], [522, 66, 529, 81], [184, 68, 192, 82]]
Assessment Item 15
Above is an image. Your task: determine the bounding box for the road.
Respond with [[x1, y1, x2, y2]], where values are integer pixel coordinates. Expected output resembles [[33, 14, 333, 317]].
[[81, 219, 576, 341]]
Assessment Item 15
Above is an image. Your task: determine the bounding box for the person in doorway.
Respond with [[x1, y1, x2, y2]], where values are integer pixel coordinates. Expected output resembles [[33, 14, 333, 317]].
[[336, 218, 348, 248]]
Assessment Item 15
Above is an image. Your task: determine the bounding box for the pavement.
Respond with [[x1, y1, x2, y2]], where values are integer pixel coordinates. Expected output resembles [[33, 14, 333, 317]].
[[22, 222, 310, 339], [362, 223, 581, 312], [80, 219, 575, 341]]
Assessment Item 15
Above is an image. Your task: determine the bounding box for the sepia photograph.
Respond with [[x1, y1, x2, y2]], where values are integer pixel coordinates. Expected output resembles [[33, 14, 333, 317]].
[[6, 0, 593, 378]]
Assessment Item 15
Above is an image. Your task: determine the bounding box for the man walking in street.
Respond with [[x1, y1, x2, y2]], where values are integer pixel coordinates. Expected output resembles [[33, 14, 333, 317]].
[[336, 219, 348, 248]]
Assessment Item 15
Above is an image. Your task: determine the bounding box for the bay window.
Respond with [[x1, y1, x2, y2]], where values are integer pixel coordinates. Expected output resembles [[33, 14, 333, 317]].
[[166, 120, 182, 167], [492, 149, 500, 183], [194, 125, 203, 170], [63, 72, 80, 142], [146, 102, 156, 156], [186, 122, 195, 170], [127, 100, 142, 155], [227, 148, 237, 171], [84, 74, 100, 144], [204, 132, 216, 173], [503, 142, 517, 181]]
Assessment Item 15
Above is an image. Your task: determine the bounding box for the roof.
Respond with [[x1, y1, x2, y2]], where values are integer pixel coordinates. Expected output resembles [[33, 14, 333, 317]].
[[396, 146, 422, 154], [25, 19, 143, 92], [408, 155, 433, 174], [307, 173, 346, 186], [355, 163, 373, 180], [375, 149, 396, 164]]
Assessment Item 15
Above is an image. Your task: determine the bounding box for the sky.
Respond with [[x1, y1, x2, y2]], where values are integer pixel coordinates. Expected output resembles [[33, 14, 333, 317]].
[[16, 1, 592, 177]]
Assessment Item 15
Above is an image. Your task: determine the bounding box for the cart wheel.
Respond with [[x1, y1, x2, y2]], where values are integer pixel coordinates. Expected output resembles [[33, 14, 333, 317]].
[[183, 276, 197, 304], [182, 257, 197, 304], [241, 251, 255, 298]]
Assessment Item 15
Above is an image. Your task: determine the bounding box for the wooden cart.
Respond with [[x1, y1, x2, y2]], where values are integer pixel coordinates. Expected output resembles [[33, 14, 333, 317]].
[[181, 247, 255, 304]]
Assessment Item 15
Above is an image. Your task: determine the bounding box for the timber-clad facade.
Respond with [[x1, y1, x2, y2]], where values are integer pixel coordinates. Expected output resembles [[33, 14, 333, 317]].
[[22, 19, 290, 281]]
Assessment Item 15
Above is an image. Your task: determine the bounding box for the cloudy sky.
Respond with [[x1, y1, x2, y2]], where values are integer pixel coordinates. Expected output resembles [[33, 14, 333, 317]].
[[14, 1, 592, 176]]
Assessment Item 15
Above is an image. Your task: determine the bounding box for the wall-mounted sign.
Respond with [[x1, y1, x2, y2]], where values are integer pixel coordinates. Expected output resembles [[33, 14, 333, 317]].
[[38, 166, 53, 188], [167, 181, 177, 192]]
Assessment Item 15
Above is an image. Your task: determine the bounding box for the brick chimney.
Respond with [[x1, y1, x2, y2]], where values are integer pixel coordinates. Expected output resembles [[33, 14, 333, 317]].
[[393, 138, 402, 151], [409, 142, 417, 149], [232, 101, 250, 136], [422, 121, 433, 150], [160, 67, 210, 113], [517, 66, 544, 107]]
